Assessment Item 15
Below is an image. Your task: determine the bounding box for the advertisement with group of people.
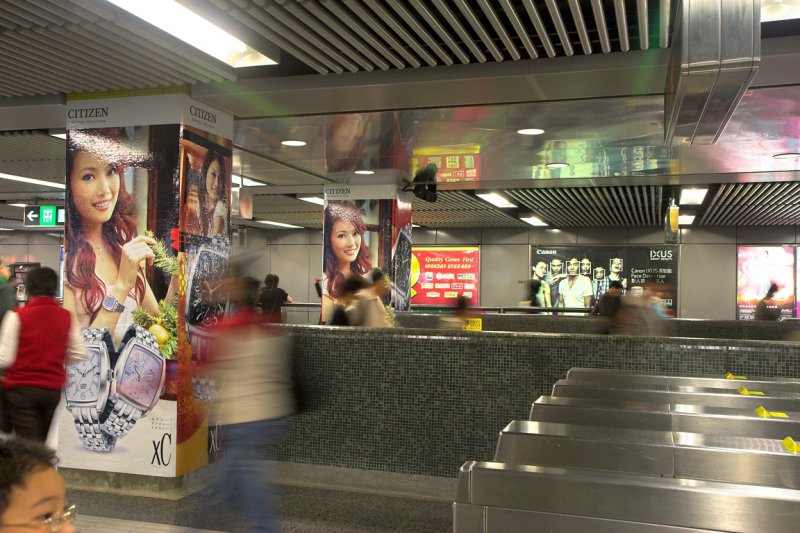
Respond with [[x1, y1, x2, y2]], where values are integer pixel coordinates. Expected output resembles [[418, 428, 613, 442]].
[[529, 246, 679, 315], [57, 95, 232, 477]]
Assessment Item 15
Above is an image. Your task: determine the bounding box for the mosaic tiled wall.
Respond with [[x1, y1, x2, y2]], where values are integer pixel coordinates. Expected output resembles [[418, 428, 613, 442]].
[[395, 313, 800, 341], [276, 326, 800, 479]]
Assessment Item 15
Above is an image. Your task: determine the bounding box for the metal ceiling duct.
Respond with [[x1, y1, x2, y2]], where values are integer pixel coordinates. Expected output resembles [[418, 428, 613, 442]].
[[664, 0, 761, 146]]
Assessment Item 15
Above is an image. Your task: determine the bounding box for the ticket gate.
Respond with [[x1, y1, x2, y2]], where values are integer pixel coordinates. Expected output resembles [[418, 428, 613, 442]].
[[564, 367, 800, 394], [495, 420, 800, 489], [529, 395, 800, 440], [550, 379, 800, 411], [454, 461, 800, 533]]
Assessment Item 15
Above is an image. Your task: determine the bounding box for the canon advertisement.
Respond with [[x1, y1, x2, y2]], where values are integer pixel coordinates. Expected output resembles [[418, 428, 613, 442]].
[[530, 246, 679, 314], [736, 246, 796, 320], [410, 247, 480, 307]]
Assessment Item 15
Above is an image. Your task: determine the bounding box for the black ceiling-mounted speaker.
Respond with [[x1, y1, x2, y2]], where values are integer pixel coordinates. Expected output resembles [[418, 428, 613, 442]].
[[412, 163, 438, 203]]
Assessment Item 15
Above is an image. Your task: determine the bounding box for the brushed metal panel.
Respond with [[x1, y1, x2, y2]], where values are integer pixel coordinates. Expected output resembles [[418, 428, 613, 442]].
[[453, 503, 485, 533], [485, 507, 712, 533], [675, 445, 800, 489], [462, 462, 800, 532], [552, 381, 800, 411], [564, 370, 800, 393], [531, 400, 673, 431], [496, 421, 674, 476]]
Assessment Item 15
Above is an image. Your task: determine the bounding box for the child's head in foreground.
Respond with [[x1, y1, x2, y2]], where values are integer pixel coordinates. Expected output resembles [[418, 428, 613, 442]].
[[0, 438, 75, 532]]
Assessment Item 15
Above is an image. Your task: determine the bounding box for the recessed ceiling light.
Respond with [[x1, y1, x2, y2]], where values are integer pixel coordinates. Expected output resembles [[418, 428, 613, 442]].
[[773, 152, 800, 159], [520, 215, 548, 227], [762, 0, 800, 22], [106, 0, 276, 67], [354, 170, 374, 175], [546, 162, 569, 169], [281, 140, 307, 147], [517, 128, 545, 136], [0, 172, 64, 189], [8, 203, 27, 208], [678, 215, 695, 225], [476, 192, 517, 208], [679, 188, 708, 205], [257, 220, 304, 229], [297, 195, 325, 206]]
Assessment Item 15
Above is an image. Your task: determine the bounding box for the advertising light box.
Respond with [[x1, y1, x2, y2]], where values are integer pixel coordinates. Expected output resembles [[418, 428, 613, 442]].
[[411, 246, 480, 307], [737, 246, 795, 320]]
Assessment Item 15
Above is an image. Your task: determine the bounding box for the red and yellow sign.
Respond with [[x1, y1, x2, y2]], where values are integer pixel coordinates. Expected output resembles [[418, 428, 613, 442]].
[[411, 144, 481, 183], [411, 246, 480, 306]]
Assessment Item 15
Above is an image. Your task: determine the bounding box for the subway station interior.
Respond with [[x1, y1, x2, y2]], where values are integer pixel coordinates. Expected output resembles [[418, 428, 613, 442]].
[[2, 1, 800, 532]]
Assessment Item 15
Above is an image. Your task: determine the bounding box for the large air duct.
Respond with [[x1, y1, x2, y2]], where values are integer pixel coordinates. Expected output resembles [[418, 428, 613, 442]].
[[664, 0, 760, 146]]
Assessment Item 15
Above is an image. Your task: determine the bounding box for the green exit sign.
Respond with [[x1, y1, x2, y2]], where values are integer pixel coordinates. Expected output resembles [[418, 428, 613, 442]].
[[24, 206, 65, 227]]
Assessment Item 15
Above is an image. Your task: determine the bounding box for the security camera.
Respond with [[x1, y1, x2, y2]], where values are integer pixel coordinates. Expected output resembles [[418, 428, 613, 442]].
[[412, 163, 438, 203]]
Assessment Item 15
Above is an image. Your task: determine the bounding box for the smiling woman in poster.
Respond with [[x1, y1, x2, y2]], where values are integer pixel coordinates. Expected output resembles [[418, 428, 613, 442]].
[[321, 201, 371, 321], [63, 130, 159, 341], [199, 149, 229, 238]]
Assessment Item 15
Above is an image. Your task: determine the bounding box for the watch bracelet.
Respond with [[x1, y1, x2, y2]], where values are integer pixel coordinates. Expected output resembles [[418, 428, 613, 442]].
[[69, 328, 115, 450], [192, 374, 216, 401], [72, 406, 116, 452], [101, 397, 144, 438]]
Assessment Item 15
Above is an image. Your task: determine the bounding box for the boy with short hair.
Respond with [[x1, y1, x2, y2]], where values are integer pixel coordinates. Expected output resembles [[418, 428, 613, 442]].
[[0, 438, 76, 532]]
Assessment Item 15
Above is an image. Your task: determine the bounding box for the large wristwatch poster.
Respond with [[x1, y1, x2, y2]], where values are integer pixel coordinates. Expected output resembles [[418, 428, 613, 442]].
[[410, 247, 480, 307], [58, 94, 232, 477], [736, 246, 795, 320], [529, 246, 679, 315]]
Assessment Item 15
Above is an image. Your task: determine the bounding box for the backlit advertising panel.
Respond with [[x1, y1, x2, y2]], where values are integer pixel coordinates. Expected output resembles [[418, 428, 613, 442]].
[[736, 246, 795, 320], [411, 247, 480, 307]]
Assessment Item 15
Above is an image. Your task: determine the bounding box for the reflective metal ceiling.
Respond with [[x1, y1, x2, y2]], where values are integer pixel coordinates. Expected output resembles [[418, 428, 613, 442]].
[[0, 1, 799, 231]]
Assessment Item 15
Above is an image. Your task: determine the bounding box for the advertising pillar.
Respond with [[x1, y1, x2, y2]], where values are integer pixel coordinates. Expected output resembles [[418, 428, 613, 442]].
[[59, 92, 232, 477], [320, 184, 412, 323]]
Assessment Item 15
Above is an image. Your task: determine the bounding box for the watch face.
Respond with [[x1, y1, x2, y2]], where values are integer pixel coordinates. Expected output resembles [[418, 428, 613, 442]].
[[186, 248, 228, 328], [117, 346, 163, 407], [66, 347, 102, 403], [392, 231, 412, 310]]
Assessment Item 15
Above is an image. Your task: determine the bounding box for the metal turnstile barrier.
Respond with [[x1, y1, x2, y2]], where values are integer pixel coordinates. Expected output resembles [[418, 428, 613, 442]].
[[495, 420, 800, 489], [529, 395, 800, 440], [454, 461, 800, 533], [564, 367, 800, 395], [550, 379, 800, 411]]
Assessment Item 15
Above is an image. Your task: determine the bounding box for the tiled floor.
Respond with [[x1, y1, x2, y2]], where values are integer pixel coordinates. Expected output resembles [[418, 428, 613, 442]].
[[70, 484, 453, 533]]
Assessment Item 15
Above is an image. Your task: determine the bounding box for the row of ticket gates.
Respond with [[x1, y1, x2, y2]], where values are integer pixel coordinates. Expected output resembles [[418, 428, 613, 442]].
[[453, 368, 800, 532]]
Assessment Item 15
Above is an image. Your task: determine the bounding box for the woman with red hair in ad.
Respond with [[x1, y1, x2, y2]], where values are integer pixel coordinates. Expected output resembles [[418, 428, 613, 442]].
[[63, 129, 159, 341], [321, 201, 372, 321]]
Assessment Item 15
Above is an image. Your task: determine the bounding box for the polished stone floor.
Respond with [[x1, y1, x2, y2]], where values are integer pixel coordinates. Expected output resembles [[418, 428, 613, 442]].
[[71, 484, 453, 533]]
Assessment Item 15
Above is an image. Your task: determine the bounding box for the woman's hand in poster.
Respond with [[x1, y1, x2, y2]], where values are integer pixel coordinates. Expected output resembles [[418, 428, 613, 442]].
[[114, 235, 156, 293]]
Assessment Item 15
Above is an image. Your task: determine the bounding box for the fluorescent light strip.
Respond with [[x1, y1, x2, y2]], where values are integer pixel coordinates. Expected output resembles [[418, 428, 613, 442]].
[[546, 162, 569, 169], [679, 188, 708, 206], [476, 192, 517, 208], [106, 0, 276, 68], [520, 215, 548, 227], [50, 133, 67, 140], [678, 215, 695, 225], [9, 203, 27, 208], [517, 128, 545, 135], [257, 220, 304, 229], [232, 175, 266, 187], [281, 140, 307, 147], [0, 172, 65, 189], [354, 170, 374, 175], [297, 195, 325, 206], [0, 228, 13, 231]]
